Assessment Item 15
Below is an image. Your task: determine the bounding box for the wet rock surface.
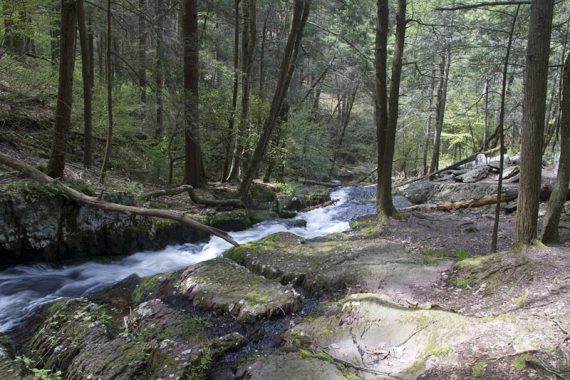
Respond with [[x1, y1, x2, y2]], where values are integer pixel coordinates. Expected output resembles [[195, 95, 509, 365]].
[[176, 258, 302, 321]]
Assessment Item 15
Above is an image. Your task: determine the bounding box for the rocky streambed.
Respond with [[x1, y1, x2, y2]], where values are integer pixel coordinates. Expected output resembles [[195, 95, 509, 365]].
[[1, 186, 569, 379]]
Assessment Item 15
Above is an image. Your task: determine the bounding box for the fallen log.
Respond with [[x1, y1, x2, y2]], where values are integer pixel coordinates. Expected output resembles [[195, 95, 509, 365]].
[[140, 185, 242, 207], [400, 185, 565, 213], [394, 147, 501, 188], [302, 198, 339, 212], [0, 153, 239, 247], [301, 179, 342, 187]]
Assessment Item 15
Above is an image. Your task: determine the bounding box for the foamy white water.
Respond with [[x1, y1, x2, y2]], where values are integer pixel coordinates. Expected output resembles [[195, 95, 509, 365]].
[[0, 187, 358, 332]]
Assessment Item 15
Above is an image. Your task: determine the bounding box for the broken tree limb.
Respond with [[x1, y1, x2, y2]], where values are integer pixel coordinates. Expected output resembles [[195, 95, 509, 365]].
[[301, 179, 342, 187], [140, 185, 242, 207], [0, 153, 239, 246], [394, 147, 501, 188], [301, 198, 339, 212]]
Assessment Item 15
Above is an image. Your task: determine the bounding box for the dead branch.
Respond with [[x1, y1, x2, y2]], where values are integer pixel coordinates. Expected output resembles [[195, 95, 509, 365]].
[[140, 185, 242, 207], [0, 153, 239, 246], [301, 199, 339, 212], [400, 189, 518, 212], [301, 179, 342, 187], [436, 1, 530, 11]]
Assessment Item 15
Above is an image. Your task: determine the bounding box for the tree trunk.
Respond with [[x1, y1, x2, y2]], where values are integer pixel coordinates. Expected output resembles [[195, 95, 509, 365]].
[[239, 0, 312, 200], [430, 45, 451, 173], [377, 0, 406, 222], [46, 0, 77, 179], [491, 5, 519, 252], [514, 0, 555, 245], [374, 0, 389, 221], [99, 0, 113, 183], [182, 0, 205, 187], [155, 0, 164, 137], [228, 0, 256, 182], [422, 69, 437, 175], [77, 0, 93, 168], [138, 0, 147, 103], [222, 0, 241, 181], [329, 85, 358, 176], [542, 53, 570, 244]]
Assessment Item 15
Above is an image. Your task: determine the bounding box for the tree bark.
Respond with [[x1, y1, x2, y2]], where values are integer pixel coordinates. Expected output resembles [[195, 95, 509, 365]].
[[140, 185, 242, 207], [491, 5, 519, 252], [155, 0, 164, 137], [430, 45, 451, 173], [99, 0, 113, 183], [77, 0, 93, 168], [138, 0, 147, 104], [222, 0, 241, 181], [182, 0, 205, 187], [47, 0, 77, 179], [422, 69, 437, 175], [238, 0, 312, 200], [377, 0, 406, 222], [514, 0, 555, 245], [228, 0, 256, 182], [374, 0, 389, 222], [541, 53, 570, 244], [0, 153, 238, 247]]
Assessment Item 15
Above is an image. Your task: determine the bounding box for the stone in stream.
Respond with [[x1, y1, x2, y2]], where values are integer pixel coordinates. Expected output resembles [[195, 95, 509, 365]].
[[225, 232, 451, 302], [176, 257, 302, 321]]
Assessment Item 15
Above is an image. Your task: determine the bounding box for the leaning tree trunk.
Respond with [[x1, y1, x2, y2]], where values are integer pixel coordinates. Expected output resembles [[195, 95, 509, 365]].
[[77, 0, 93, 168], [227, 0, 256, 182], [182, 0, 205, 187], [491, 5, 519, 252], [239, 0, 312, 200], [222, 0, 241, 181], [542, 53, 570, 244], [99, 0, 113, 183], [47, 0, 77, 178], [377, 0, 406, 223], [514, 0, 555, 245]]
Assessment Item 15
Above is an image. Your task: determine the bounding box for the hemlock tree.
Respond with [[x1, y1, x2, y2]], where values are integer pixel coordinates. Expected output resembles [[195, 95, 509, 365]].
[[46, 0, 77, 178], [514, 0, 555, 245], [541, 53, 570, 244], [376, 0, 407, 223], [239, 0, 312, 200], [182, 0, 205, 187]]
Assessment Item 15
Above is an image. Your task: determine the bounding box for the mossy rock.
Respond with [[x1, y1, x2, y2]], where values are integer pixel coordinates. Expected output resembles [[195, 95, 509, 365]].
[[250, 182, 277, 202], [176, 258, 302, 321], [247, 209, 280, 224], [209, 209, 252, 231], [225, 232, 449, 296]]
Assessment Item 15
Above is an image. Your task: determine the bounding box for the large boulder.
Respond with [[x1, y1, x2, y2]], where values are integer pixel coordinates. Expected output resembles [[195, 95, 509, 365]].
[[395, 181, 505, 205]]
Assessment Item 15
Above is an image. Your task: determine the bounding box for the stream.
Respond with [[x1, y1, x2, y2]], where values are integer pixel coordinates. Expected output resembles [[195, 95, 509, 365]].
[[0, 186, 377, 332]]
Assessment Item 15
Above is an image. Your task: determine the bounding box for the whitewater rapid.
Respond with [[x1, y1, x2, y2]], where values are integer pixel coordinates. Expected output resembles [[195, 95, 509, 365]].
[[0, 187, 376, 332]]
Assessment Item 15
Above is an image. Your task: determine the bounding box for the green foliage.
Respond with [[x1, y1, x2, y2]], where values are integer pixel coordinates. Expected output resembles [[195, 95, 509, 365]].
[[17, 356, 62, 380], [471, 362, 487, 378], [187, 350, 212, 380], [454, 248, 471, 261]]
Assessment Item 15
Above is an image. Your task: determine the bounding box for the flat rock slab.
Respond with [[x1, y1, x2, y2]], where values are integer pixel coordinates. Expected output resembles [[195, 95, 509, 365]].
[[176, 257, 302, 321], [237, 352, 347, 380], [225, 232, 452, 301], [288, 293, 561, 379]]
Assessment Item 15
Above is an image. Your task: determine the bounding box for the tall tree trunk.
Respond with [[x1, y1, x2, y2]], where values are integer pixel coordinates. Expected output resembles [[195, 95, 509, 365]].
[[259, 12, 269, 96], [375, 0, 389, 217], [542, 53, 570, 244], [87, 12, 94, 89], [99, 0, 113, 183], [239, 0, 312, 200], [491, 5, 519, 252], [182, 0, 205, 187], [46, 0, 77, 179], [514, 0, 555, 245], [222, 0, 241, 181], [138, 0, 147, 103], [228, 0, 256, 182], [77, 0, 93, 168], [329, 85, 358, 176], [422, 69, 437, 175], [483, 79, 490, 149], [430, 46, 451, 173], [377, 0, 406, 222], [155, 0, 164, 137]]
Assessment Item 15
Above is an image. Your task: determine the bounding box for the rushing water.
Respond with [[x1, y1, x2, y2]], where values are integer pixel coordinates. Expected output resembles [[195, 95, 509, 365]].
[[0, 186, 377, 332]]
